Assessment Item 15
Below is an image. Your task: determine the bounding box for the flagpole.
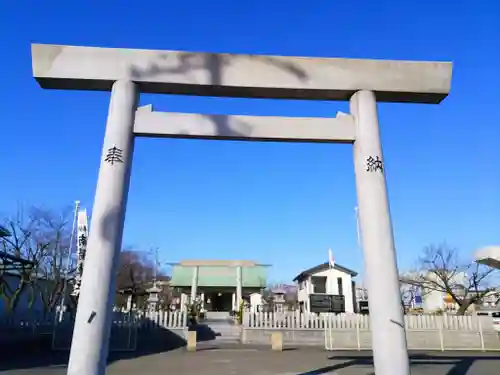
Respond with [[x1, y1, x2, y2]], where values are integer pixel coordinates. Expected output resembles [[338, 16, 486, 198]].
[[355, 206, 362, 251], [328, 248, 334, 269]]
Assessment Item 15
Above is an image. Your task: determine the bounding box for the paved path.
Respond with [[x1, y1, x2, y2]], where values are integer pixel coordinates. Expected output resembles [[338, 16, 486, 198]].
[[1, 347, 499, 374]]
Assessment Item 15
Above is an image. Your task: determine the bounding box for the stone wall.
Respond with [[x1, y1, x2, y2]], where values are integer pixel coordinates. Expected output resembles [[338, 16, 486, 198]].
[[3, 325, 189, 353], [242, 328, 325, 347], [241, 328, 500, 351]]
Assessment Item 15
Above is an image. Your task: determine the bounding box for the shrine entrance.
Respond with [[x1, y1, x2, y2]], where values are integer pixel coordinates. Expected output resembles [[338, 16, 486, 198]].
[[31, 43, 452, 375], [206, 292, 232, 312]]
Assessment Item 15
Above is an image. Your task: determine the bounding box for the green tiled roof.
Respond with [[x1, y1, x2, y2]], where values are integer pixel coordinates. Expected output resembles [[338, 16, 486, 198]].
[[170, 265, 267, 288]]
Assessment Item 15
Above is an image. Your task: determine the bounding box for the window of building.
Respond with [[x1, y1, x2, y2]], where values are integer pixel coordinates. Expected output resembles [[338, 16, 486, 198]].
[[337, 277, 343, 296], [311, 276, 327, 294]]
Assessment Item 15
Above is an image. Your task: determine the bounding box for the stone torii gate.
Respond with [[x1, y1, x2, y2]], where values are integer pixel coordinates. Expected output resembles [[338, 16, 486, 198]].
[[31, 44, 452, 375]]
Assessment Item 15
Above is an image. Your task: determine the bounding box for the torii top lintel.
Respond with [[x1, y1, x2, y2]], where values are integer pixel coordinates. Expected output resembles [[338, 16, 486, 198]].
[[31, 44, 452, 104]]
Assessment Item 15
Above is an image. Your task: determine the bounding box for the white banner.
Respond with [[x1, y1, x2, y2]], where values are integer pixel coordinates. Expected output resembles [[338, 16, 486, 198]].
[[71, 209, 88, 297]]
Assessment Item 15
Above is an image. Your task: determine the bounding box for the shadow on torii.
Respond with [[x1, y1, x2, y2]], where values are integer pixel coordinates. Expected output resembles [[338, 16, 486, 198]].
[[31, 43, 452, 375]]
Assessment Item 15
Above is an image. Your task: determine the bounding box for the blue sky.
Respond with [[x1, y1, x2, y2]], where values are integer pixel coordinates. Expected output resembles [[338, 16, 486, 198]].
[[1, 1, 498, 284]]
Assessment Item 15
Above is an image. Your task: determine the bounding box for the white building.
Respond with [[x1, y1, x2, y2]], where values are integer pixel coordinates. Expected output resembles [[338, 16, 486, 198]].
[[248, 292, 264, 312], [293, 262, 357, 313], [422, 288, 500, 313], [480, 290, 500, 308], [402, 271, 469, 313]]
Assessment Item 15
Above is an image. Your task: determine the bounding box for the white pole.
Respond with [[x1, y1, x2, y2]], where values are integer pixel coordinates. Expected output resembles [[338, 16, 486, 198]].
[[190, 266, 199, 303], [351, 90, 410, 375], [151, 247, 159, 286], [327, 249, 333, 297], [478, 315, 485, 351], [354, 207, 362, 314], [65, 201, 80, 274], [67, 80, 138, 375], [354, 206, 362, 251], [236, 266, 243, 308], [58, 200, 80, 320]]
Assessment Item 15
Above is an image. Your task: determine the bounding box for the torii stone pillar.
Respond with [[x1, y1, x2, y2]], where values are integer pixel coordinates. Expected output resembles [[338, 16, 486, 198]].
[[30, 43, 452, 375], [351, 90, 409, 372], [66, 80, 137, 375]]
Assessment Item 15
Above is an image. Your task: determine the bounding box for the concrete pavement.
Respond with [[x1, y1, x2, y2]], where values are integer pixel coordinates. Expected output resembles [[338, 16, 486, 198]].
[[1, 346, 499, 374]]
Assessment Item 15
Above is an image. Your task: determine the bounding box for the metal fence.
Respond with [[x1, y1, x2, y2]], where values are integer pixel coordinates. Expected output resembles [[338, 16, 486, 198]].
[[0, 310, 187, 330], [0, 310, 188, 351]]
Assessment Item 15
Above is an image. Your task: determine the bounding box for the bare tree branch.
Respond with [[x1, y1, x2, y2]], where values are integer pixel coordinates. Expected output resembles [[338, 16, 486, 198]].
[[115, 248, 170, 310], [401, 243, 499, 315], [0, 205, 74, 313]]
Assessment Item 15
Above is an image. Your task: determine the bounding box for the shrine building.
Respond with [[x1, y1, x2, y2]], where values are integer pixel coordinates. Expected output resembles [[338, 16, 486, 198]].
[[169, 260, 269, 313]]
